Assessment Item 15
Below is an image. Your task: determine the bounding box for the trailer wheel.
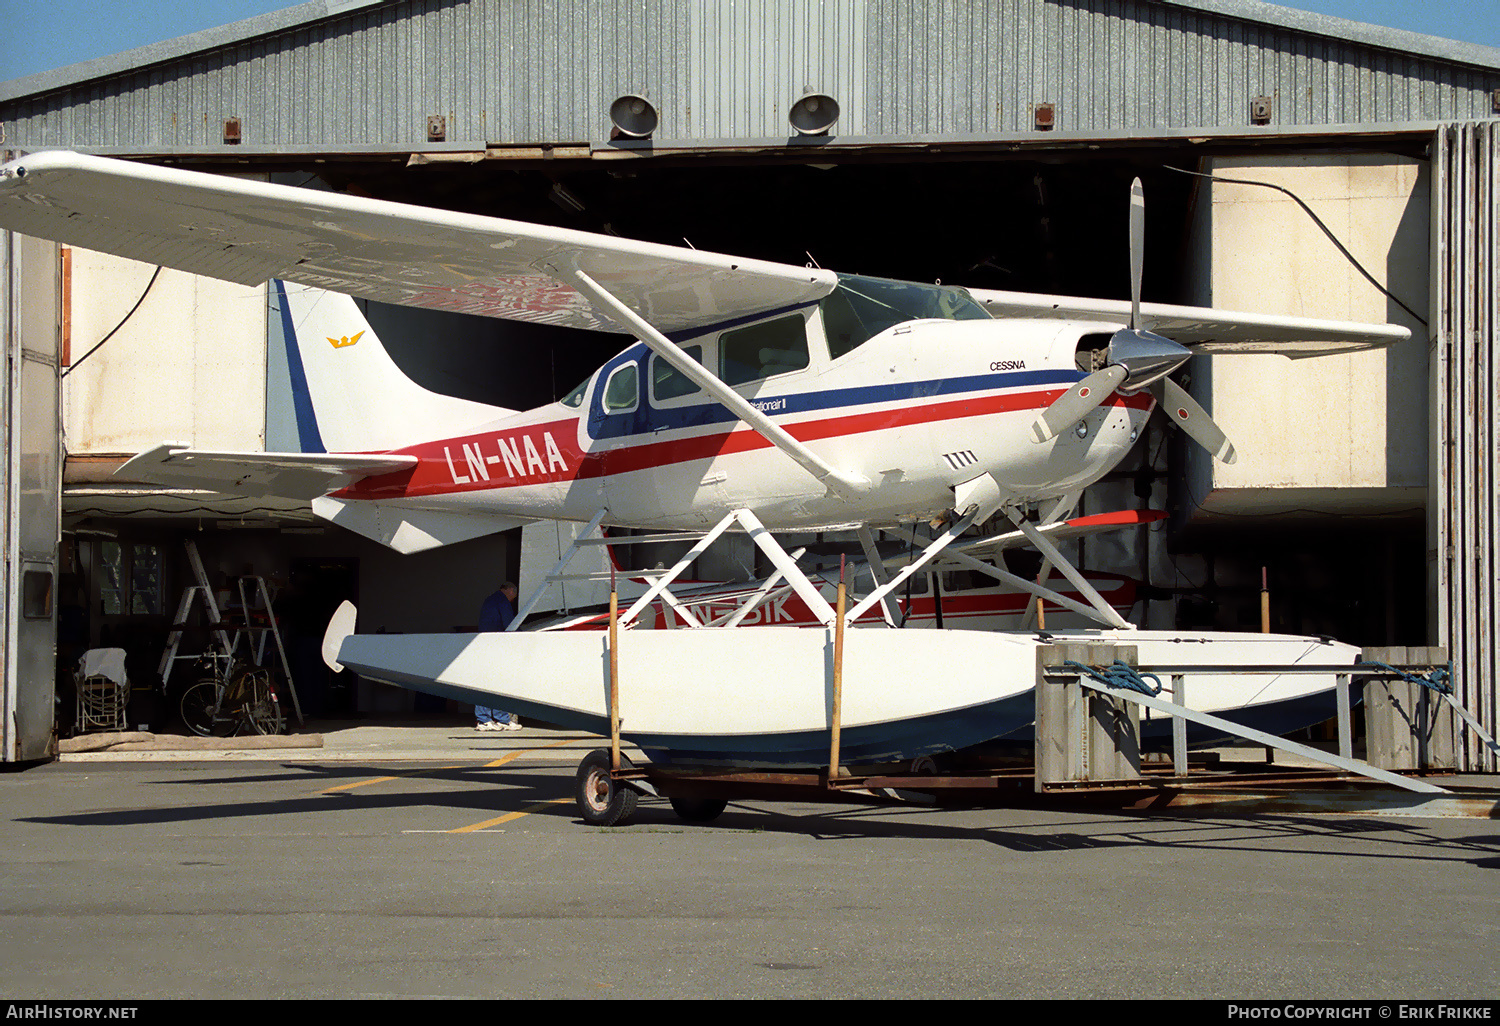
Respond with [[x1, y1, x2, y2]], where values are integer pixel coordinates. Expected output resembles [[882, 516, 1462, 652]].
[[669, 796, 727, 823], [575, 749, 638, 827]]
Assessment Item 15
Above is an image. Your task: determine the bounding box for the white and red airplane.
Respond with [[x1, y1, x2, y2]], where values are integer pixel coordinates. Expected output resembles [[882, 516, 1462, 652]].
[[0, 152, 1403, 775], [1, 151, 1405, 567]]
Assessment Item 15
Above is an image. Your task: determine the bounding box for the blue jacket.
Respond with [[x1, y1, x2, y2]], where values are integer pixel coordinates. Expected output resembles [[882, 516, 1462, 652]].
[[479, 590, 516, 632]]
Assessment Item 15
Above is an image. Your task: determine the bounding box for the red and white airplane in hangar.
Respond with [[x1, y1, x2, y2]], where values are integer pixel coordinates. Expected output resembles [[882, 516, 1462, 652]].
[[0, 151, 1406, 770]]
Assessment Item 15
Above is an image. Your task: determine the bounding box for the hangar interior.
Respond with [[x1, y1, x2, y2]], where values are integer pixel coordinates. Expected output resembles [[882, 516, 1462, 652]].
[[321, 141, 1434, 646], [1, 0, 1495, 762]]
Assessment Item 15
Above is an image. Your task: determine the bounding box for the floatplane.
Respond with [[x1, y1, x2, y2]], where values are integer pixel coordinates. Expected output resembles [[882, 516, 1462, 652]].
[[1, 152, 1400, 779]]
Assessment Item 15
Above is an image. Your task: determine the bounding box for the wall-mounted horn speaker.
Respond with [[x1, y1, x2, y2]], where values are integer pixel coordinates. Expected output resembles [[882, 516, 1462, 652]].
[[788, 93, 839, 135], [609, 94, 659, 138]]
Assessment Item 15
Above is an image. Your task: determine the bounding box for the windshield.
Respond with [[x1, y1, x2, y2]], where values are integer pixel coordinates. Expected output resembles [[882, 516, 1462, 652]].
[[821, 273, 991, 359], [559, 376, 590, 408]]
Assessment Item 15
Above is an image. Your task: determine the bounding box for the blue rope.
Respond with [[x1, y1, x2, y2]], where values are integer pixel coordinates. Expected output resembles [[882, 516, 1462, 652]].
[[1063, 659, 1163, 697], [1367, 661, 1453, 696]]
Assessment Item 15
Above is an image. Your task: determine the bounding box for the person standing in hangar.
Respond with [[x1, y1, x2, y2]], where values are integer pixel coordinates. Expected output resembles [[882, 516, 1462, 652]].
[[475, 581, 523, 731]]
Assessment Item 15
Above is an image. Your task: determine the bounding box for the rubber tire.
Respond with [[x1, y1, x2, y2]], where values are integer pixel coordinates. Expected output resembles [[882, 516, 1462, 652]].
[[243, 672, 285, 736], [575, 749, 639, 827], [179, 680, 234, 738], [669, 796, 727, 823]]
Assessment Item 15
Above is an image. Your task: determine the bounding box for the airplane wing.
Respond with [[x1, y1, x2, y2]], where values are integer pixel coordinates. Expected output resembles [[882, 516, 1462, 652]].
[[0, 151, 836, 334], [117, 443, 419, 500], [968, 289, 1411, 355]]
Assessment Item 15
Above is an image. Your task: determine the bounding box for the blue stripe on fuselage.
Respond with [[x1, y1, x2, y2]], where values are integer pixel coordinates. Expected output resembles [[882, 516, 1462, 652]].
[[586, 340, 1080, 441], [273, 279, 326, 454]]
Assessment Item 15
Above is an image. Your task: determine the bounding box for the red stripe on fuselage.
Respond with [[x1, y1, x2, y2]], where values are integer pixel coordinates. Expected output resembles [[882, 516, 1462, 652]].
[[338, 386, 1153, 501]]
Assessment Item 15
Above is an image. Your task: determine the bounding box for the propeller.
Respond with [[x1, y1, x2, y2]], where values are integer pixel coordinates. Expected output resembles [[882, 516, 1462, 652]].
[[1029, 178, 1236, 465], [1030, 365, 1128, 443], [1149, 377, 1238, 464], [1129, 177, 1144, 330]]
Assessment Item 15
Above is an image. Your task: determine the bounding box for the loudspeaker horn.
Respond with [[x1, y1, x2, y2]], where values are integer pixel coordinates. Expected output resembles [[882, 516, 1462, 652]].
[[609, 94, 658, 138], [788, 93, 839, 136]]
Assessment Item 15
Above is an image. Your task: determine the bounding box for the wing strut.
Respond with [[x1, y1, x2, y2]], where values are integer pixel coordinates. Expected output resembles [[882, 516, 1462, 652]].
[[559, 268, 871, 500], [1004, 508, 1133, 630]]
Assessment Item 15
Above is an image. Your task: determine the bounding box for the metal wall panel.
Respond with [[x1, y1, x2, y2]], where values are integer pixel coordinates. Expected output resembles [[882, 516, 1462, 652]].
[[1, 226, 60, 764], [1, 0, 1497, 153], [1432, 120, 1499, 772]]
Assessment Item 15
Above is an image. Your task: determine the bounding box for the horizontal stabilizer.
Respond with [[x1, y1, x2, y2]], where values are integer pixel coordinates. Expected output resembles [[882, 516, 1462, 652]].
[[116, 443, 417, 499], [312, 495, 532, 554], [942, 509, 1168, 562], [970, 289, 1411, 355]]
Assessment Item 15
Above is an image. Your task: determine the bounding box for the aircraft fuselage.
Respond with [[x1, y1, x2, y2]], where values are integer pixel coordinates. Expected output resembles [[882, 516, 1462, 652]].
[[336, 283, 1153, 530]]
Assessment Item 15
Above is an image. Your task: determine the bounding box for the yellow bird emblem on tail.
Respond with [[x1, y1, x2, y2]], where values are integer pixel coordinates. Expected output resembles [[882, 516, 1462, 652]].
[[328, 330, 365, 349]]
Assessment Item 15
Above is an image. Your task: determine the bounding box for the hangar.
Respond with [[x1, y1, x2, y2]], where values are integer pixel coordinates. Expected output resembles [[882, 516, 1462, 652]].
[[1, 0, 1496, 765]]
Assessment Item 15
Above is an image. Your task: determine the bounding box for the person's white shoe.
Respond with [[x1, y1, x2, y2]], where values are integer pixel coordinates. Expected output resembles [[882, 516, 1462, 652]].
[[504, 719, 523, 731]]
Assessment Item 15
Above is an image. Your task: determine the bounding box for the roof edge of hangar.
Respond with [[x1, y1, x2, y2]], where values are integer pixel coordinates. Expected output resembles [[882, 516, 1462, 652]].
[[0, 0, 387, 104], [2, 0, 1499, 108], [1155, 0, 1500, 71]]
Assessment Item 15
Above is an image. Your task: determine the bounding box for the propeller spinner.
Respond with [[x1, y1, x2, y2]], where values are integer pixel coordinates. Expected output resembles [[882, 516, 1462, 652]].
[[1029, 178, 1236, 464]]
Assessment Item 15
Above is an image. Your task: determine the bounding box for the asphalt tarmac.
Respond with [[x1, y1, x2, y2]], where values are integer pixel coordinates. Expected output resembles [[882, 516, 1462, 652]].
[[3, 721, 1498, 1000]]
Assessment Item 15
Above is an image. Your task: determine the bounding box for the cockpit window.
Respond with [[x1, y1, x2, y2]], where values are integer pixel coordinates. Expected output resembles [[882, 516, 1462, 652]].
[[719, 314, 810, 386], [602, 363, 639, 413], [560, 376, 589, 408], [821, 273, 991, 359]]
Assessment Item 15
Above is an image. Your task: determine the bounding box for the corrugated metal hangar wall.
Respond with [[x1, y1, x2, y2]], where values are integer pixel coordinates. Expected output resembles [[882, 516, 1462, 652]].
[[3, 0, 1498, 150], [2, 0, 1498, 765], [1432, 121, 1499, 770]]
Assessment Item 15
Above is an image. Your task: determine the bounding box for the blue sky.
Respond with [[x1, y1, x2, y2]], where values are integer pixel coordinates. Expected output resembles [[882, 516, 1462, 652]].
[[0, 0, 1497, 84]]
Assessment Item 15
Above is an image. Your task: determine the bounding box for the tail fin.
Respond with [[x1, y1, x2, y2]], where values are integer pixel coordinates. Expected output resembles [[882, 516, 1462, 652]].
[[271, 280, 514, 453]]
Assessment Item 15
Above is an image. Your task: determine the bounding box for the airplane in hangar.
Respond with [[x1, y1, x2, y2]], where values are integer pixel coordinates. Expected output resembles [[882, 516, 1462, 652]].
[[0, 150, 1406, 782]]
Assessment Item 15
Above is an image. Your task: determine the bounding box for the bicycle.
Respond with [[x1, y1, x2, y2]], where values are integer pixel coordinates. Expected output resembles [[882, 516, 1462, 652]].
[[179, 657, 286, 737]]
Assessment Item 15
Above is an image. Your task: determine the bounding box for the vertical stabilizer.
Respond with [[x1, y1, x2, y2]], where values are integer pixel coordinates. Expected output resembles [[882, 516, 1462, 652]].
[[272, 280, 513, 453]]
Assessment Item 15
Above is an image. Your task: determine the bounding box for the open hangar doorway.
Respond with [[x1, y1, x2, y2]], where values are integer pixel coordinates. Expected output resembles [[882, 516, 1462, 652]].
[[271, 142, 1425, 648], [280, 151, 1207, 418]]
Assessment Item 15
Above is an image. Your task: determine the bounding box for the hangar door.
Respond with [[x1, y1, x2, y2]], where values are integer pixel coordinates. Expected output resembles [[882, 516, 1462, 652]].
[[1, 229, 60, 763], [1432, 121, 1499, 772]]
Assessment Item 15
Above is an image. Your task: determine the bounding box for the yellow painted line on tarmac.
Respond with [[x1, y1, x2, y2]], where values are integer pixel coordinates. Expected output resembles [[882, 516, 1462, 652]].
[[320, 775, 398, 793], [482, 737, 579, 768], [449, 797, 572, 833], [316, 765, 464, 795]]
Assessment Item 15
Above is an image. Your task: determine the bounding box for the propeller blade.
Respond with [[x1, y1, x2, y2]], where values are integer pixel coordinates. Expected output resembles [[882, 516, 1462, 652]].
[[1031, 365, 1129, 443], [1150, 377, 1238, 464], [1129, 178, 1144, 331]]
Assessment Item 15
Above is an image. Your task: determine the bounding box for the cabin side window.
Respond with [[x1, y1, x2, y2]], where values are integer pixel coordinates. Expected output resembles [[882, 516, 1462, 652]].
[[651, 345, 704, 404], [602, 363, 639, 413], [718, 314, 809, 387]]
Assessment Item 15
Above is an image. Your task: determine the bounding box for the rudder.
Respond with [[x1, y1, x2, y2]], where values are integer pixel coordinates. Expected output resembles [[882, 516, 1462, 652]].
[[271, 280, 513, 453]]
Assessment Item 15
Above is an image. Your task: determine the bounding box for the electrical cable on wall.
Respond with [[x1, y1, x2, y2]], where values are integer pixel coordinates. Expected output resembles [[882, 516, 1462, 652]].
[[61, 265, 162, 379], [1163, 165, 1428, 328]]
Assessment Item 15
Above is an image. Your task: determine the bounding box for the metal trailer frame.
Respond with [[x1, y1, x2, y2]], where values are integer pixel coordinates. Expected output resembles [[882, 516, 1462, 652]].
[[558, 508, 1500, 826], [573, 632, 1500, 826]]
